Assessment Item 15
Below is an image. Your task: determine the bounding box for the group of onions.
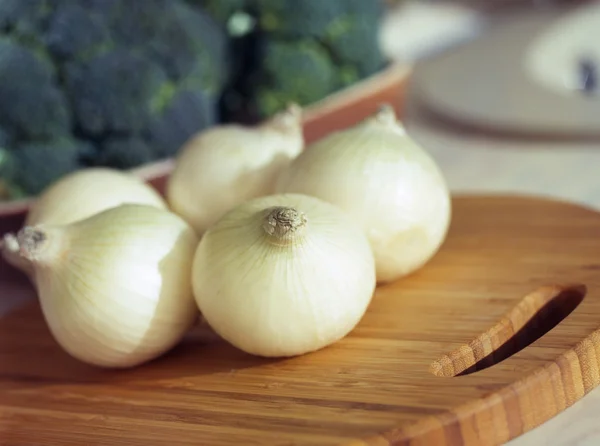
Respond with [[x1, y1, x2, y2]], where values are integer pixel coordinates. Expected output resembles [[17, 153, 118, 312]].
[[1, 102, 451, 368]]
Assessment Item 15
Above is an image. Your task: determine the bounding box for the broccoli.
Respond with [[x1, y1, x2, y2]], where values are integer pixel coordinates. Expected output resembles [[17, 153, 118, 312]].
[[150, 2, 231, 95], [0, 0, 53, 49], [185, 0, 249, 26], [221, 0, 387, 120], [0, 37, 70, 140], [145, 89, 217, 158], [0, 0, 230, 200], [253, 40, 337, 117], [65, 50, 169, 136], [256, 0, 342, 39], [11, 138, 91, 195], [44, 2, 111, 60], [96, 137, 155, 170], [0, 126, 12, 148], [0, 0, 387, 200]]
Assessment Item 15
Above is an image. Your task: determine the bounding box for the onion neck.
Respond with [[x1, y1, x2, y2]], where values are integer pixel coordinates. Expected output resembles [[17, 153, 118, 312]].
[[367, 104, 406, 135], [15, 226, 65, 267], [261, 206, 307, 246], [1, 233, 34, 276], [262, 103, 302, 136]]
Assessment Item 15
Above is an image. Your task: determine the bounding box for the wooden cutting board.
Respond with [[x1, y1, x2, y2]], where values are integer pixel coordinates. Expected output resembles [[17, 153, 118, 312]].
[[2, 194, 600, 446]]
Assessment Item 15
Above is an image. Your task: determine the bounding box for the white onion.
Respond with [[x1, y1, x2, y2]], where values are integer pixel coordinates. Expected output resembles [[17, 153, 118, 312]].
[[192, 193, 376, 357], [166, 104, 304, 235], [6, 204, 199, 368], [2, 167, 167, 277], [277, 105, 451, 283]]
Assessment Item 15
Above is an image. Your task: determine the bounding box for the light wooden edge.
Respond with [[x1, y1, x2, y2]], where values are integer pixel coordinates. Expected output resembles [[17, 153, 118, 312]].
[[0, 63, 413, 218], [430, 284, 586, 377], [340, 280, 600, 445], [346, 329, 600, 446]]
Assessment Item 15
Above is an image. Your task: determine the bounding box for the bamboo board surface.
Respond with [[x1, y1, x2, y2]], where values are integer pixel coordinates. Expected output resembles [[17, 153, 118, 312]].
[[2, 195, 600, 445]]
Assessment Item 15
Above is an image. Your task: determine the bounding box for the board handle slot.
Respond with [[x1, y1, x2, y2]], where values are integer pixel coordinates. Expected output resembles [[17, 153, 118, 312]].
[[430, 283, 586, 377]]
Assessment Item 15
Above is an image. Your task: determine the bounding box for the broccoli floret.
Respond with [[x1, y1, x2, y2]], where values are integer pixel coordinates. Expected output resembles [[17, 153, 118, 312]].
[[79, 0, 171, 48], [11, 138, 89, 195], [44, 2, 112, 60], [0, 0, 232, 197], [255, 0, 341, 39], [253, 40, 337, 117], [65, 49, 169, 136], [223, 0, 386, 119], [76, 0, 230, 94], [185, 0, 248, 25], [0, 126, 11, 148], [321, 12, 385, 79], [0, 37, 70, 141], [254, 0, 385, 75], [0, 0, 53, 49], [145, 89, 216, 158], [255, 0, 384, 39], [146, 2, 230, 95], [96, 137, 155, 170]]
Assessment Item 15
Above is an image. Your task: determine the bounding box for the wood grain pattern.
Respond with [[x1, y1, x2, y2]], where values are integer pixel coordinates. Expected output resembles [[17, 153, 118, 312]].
[[430, 284, 586, 377], [3, 195, 600, 445]]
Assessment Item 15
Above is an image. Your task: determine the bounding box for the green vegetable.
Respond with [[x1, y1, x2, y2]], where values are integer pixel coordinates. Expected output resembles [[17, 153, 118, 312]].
[[0, 0, 386, 200], [0, 37, 70, 140], [145, 89, 216, 158], [221, 0, 387, 120], [11, 138, 91, 195], [255, 0, 385, 106], [96, 137, 155, 170], [64, 50, 168, 136], [0, 0, 230, 199], [254, 40, 337, 117], [185, 0, 249, 28]]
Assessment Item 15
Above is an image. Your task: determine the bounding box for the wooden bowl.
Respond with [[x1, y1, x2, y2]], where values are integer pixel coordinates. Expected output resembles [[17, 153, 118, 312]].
[[0, 64, 412, 221]]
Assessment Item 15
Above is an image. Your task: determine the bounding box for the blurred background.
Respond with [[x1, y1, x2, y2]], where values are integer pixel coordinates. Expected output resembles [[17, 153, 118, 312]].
[[0, 0, 598, 208], [390, 0, 600, 210]]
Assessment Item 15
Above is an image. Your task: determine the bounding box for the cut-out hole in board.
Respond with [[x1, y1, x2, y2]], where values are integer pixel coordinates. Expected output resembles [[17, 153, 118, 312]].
[[430, 284, 586, 377]]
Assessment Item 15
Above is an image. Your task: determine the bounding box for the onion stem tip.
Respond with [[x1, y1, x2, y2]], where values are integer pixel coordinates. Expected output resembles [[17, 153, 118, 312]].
[[2, 233, 18, 253], [375, 103, 397, 123], [16, 227, 47, 260], [262, 206, 307, 243]]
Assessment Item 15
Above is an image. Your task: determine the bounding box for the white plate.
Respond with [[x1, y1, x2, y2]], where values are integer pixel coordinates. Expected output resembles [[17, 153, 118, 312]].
[[409, 4, 600, 138]]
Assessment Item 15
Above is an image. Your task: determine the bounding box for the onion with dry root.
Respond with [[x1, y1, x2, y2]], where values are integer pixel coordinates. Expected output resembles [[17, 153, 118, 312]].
[[276, 105, 451, 283], [1, 168, 167, 276], [166, 103, 304, 235], [192, 193, 376, 358], [5, 204, 199, 368]]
